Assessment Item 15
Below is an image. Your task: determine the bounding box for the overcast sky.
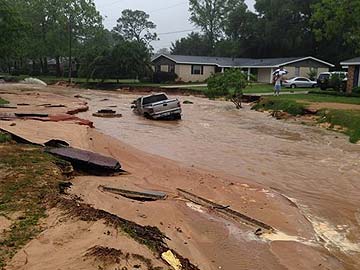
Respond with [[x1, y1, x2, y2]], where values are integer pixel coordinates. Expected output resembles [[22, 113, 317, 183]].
[[93, 0, 256, 51]]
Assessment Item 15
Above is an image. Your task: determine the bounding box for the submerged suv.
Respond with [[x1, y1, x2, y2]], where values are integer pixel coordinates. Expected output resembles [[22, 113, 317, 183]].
[[317, 72, 347, 91]]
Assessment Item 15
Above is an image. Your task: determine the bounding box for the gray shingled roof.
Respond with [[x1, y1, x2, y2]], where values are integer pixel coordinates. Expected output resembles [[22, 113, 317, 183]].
[[152, 54, 333, 67], [341, 57, 360, 64]]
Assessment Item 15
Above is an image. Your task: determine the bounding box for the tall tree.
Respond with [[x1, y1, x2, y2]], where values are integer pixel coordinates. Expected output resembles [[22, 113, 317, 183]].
[[253, 0, 317, 57], [88, 41, 151, 81], [112, 9, 157, 46], [311, 0, 360, 59], [21, 0, 103, 75], [0, 0, 26, 72], [189, 0, 244, 50], [170, 32, 212, 56]]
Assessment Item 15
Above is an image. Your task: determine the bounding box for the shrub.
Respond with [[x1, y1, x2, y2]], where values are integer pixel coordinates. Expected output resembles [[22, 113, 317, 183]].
[[206, 69, 247, 109], [152, 71, 178, 83], [329, 74, 346, 92], [307, 68, 318, 80]]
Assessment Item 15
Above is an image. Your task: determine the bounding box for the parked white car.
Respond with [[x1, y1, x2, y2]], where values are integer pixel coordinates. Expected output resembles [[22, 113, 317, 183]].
[[283, 77, 317, 88]]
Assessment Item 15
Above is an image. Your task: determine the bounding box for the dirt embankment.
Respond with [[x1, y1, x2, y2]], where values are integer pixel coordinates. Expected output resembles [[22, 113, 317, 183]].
[[0, 84, 352, 270]]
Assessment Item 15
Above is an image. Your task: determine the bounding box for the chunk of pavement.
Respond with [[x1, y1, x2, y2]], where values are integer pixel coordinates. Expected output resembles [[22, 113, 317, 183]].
[[183, 100, 193, 104], [177, 188, 274, 234], [45, 147, 122, 175], [44, 104, 66, 108], [99, 185, 167, 201], [161, 250, 182, 270], [22, 77, 47, 86], [0, 104, 17, 109]]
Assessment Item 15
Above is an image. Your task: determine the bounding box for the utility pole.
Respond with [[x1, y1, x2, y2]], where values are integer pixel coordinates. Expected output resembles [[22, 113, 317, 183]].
[[68, 13, 73, 83]]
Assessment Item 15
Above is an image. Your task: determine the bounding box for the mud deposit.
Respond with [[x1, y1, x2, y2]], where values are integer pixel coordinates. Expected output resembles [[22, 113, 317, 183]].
[[78, 89, 360, 268], [0, 84, 359, 270]]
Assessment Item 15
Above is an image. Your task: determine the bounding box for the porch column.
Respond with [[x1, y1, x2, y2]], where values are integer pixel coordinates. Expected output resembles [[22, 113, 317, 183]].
[[221, 67, 224, 73], [247, 68, 251, 81], [269, 68, 274, 83]]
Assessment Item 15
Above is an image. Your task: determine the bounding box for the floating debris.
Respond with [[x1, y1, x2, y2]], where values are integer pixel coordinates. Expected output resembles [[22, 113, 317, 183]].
[[15, 113, 48, 118], [183, 100, 194, 105], [93, 109, 122, 118]]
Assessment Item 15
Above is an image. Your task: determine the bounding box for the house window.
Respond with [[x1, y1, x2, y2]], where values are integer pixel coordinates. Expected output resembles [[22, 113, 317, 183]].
[[155, 65, 161, 72], [295, 67, 300, 76], [160, 65, 169, 72], [191, 65, 203, 75]]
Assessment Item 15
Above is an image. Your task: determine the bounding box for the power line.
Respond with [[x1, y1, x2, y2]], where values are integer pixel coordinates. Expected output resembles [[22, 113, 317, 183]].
[[157, 28, 200, 36], [97, 0, 128, 9], [148, 1, 187, 13]]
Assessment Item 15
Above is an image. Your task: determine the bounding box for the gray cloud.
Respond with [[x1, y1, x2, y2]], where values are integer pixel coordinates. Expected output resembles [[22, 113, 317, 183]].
[[94, 0, 256, 50]]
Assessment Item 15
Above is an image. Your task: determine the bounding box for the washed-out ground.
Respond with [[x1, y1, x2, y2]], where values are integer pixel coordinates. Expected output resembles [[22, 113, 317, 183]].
[[0, 83, 359, 270]]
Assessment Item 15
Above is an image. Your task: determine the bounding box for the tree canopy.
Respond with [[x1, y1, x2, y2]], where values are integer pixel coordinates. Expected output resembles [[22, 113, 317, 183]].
[[173, 0, 358, 64], [112, 9, 158, 46]]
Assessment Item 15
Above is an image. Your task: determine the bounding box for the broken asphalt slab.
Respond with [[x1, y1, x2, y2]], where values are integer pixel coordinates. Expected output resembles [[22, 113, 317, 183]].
[[177, 188, 274, 235], [99, 185, 167, 201], [45, 147, 122, 175]]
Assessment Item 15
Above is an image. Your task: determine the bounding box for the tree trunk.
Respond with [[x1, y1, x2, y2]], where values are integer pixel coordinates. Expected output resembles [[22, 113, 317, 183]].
[[55, 56, 61, 77], [39, 58, 44, 74], [32, 59, 36, 75], [43, 57, 48, 74]]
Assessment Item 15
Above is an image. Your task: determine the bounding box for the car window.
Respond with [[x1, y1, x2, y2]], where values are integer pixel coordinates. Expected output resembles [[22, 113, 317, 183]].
[[295, 78, 308, 81], [318, 74, 330, 80], [143, 94, 168, 105]]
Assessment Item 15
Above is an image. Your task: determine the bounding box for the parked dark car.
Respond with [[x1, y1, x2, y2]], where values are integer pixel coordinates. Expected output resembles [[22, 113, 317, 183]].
[[317, 72, 347, 91]]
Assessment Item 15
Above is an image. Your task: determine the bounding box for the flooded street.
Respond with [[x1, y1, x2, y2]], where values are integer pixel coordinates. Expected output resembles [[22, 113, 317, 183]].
[[1, 84, 359, 269], [78, 90, 360, 265]]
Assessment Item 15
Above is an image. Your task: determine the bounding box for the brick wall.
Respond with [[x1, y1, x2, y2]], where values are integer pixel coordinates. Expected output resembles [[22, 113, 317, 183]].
[[347, 65, 355, 93]]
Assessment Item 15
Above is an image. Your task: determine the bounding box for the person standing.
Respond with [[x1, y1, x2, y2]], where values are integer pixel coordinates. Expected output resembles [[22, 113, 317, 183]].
[[274, 74, 282, 96]]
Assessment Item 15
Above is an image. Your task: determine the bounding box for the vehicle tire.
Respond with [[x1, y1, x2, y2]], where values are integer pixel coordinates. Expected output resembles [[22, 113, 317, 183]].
[[144, 113, 152, 119], [312, 84, 317, 88], [291, 84, 296, 89], [174, 113, 182, 120]]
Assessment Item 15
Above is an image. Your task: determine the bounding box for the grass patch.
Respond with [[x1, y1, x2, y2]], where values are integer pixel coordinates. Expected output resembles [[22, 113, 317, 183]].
[[0, 144, 66, 269], [0, 98, 9, 105], [252, 96, 307, 115], [0, 133, 11, 143], [318, 109, 360, 143], [187, 83, 317, 94], [270, 94, 360, 105], [252, 95, 360, 143]]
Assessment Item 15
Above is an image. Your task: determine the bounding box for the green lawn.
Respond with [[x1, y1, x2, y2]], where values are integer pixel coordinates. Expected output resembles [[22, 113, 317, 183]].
[[187, 83, 316, 94], [267, 93, 360, 105]]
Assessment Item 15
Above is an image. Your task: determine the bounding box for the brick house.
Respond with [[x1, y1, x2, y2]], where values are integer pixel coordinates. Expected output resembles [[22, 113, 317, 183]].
[[341, 57, 360, 93], [152, 54, 334, 83]]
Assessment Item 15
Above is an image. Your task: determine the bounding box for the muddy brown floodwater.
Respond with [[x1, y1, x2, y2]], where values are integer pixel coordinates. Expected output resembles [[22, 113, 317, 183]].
[[76, 90, 360, 267]]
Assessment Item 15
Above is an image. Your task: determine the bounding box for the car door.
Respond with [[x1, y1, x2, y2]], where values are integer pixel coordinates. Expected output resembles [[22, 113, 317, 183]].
[[302, 78, 312, 87], [294, 78, 305, 87], [296, 78, 309, 87]]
